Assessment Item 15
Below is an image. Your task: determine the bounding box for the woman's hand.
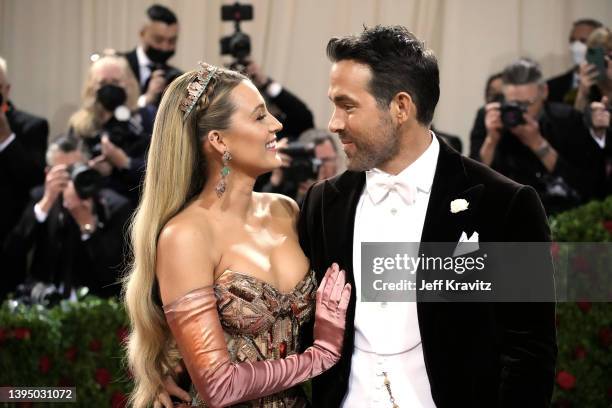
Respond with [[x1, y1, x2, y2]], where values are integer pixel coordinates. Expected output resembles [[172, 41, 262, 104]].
[[313, 263, 351, 360]]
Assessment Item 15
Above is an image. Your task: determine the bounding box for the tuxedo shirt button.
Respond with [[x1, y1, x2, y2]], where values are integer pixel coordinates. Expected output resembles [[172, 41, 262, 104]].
[[390, 208, 398, 215]]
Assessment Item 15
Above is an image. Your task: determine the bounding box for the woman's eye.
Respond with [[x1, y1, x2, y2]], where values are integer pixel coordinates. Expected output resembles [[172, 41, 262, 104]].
[[257, 114, 267, 121]]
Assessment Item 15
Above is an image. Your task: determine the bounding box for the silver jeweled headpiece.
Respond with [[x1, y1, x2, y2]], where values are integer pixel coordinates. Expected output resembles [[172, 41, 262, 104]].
[[180, 62, 218, 120]]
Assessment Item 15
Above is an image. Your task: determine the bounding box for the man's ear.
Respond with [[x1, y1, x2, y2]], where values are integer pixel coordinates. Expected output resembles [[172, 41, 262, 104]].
[[206, 130, 226, 156], [541, 83, 549, 101], [390, 92, 415, 125]]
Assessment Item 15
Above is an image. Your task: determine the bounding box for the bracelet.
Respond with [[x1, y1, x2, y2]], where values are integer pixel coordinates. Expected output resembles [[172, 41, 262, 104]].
[[535, 140, 551, 158]]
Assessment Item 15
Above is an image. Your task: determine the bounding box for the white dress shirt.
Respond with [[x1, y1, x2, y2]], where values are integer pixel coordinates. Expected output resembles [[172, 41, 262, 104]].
[[341, 133, 439, 408], [136, 46, 153, 107]]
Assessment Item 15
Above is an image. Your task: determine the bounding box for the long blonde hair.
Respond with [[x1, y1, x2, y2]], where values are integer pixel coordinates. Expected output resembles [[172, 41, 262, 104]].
[[69, 53, 140, 138], [122, 65, 246, 408]]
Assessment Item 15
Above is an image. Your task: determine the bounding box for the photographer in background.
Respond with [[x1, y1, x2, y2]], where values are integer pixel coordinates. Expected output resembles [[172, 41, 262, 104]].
[[547, 18, 603, 105], [68, 52, 151, 207], [124, 4, 182, 110], [574, 27, 612, 111], [262, 130, 340, 203], [470, 58, 594, 214], [582, 96, 612, 199], [246, 60, 314, 141], [3, 136, 131, 299], [0, 56, 49, 259]]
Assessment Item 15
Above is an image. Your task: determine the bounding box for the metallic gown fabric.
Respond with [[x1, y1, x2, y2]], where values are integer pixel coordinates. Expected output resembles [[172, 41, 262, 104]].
[[163, 270, 317, 407]]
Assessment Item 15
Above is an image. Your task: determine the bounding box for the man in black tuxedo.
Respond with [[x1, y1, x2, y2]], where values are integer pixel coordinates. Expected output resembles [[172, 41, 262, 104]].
[[124, 4, 182, 109], [3, 136, 132, 299], [0, 56, 48, 267], [547, 19, 602, 105], [299, 26, 557, 407]]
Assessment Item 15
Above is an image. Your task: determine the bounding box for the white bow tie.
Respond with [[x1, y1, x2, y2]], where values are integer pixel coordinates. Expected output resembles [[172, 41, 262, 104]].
[[366, 171, 416, 205]]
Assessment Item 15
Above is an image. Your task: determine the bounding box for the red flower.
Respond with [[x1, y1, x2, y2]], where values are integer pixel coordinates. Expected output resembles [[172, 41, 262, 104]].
[[571, 255, 590, 274], [38, 356, 51, 374], [576, 301, 591, 313], [602, 220, 612, 234], [599, 327, 611, 348], [111, 391, 128, 408], [573, 346, 587, 360], [95, 368, 111, 388], [64, 346, 78, 362], [116, 327, 129, 344], [13, 327, 31, 340], [556, 371, 576, 390], [89, 339, 102, 352]]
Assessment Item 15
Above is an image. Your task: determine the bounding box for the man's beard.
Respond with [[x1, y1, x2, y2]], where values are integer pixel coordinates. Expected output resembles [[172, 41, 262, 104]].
[[343, 114, 399, 172]]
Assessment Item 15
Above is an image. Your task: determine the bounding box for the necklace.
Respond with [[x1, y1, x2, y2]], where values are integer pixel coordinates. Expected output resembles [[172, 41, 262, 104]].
[[382, 371, 399, 408]]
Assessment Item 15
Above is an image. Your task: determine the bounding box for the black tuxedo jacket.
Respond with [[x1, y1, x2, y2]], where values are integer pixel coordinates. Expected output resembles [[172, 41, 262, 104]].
[[547, 69, 575, 104], [124, 48, 181, 93], [0, 103, 48, 246], [298, 136, 557, 407], [3, 187, 132, 298]]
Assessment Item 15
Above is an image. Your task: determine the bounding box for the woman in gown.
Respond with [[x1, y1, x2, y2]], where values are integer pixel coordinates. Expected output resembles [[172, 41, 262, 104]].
[[122, 62, 351, 408]]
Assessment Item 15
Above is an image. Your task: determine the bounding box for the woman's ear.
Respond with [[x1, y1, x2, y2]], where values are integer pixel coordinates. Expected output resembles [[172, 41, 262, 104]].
[[206, 130, 226, 155]]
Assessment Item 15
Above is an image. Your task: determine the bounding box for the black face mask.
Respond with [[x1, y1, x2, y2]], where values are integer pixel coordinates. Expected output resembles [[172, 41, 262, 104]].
[[145, 46, 175, 64], [96, 84, 127, 112]]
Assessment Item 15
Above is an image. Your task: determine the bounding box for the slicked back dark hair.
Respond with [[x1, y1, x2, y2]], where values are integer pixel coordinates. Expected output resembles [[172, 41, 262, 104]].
[[501, 58, 543, 86], [147, 4, 178, 25], [326, 25, 439, 125], [573, 18, 603, 29]]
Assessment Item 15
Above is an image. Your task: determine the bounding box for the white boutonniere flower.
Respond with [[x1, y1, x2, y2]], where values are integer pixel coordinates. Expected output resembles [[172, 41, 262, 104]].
[[450, 198, 469, 213]]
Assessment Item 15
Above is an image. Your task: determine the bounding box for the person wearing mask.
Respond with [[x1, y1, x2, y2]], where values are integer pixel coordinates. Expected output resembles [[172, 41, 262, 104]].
[[124, 4, 182, 110], [68, 52, 151, 207], [547, 19, 603, 105]]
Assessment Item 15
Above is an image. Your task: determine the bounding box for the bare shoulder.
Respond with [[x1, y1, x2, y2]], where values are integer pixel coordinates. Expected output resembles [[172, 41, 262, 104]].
[[257, 192, 300, 221], [156, 208, 216, 305]]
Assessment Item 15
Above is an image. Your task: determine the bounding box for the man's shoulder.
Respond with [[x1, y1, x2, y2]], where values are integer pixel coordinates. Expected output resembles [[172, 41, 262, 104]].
[[547, 69, 574, 86], [9, 107, 48, 131], [460, 154, 526, 197]]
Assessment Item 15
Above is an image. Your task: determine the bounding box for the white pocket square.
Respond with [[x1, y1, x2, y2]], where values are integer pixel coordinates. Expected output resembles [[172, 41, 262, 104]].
[[453, 231, 479, 257]]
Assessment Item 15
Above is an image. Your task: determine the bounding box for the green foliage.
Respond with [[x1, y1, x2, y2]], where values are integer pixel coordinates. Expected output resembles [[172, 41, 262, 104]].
[[550, 196, 612, 408], [0, 296, 130, 407]]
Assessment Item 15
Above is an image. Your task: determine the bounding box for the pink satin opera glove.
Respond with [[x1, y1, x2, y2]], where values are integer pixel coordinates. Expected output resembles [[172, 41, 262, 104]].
[[163, 264, 351, 408]]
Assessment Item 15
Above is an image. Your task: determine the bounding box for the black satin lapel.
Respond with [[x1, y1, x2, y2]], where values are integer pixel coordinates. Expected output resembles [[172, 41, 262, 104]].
[[421, 139, 469, 243], [322, 172, 365, 283]]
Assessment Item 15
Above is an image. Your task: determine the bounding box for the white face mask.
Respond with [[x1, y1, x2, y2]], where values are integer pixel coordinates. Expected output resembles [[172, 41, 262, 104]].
[[569, 41, 587, 66]]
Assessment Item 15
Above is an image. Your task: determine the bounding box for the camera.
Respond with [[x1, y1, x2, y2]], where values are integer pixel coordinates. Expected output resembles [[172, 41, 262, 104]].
[[220, 2, 253, 72], [279, 142, 321, 184], [149, 63, 182, 87], [85, 117, 132, 158], [500, 102, 527, 129], [67, 163, 103, 199]]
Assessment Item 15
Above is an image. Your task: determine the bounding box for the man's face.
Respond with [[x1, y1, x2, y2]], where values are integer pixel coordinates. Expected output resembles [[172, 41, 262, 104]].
[[315, 140, 338, 180], [502, 83, 547, 118], [327, 60, 399, 171], [569, 24, 596, 44], [141, 21, 179, 52]]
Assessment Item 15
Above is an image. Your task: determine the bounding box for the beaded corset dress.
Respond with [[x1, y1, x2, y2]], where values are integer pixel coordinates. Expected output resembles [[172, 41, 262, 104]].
[[190, 269, 317, 408]]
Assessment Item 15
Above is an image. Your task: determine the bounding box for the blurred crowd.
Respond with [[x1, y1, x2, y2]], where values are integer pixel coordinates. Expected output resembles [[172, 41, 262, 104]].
[[0, 6, 610, 302]]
